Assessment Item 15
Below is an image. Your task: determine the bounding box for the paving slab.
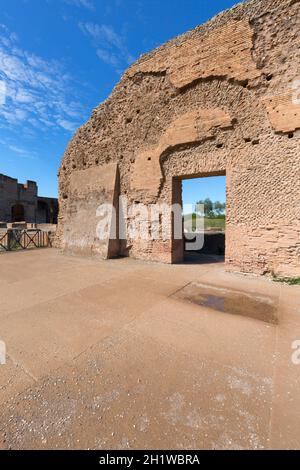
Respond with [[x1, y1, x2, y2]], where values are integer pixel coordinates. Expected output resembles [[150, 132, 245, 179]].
[[0, 248, 300, 449]]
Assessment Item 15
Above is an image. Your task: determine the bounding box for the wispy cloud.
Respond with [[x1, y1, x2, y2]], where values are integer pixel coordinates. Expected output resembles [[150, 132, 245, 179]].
[[8, 144, 37, 159], [0, 79, 6, 105], [0, 24, 84, 135], [64, 0, 95, 10], [57, 119, 78, 132], [79, 22, 135, 74]]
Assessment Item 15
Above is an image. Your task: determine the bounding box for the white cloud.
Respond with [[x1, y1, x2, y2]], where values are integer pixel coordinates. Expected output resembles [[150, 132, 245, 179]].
[[96, 49, 120, 69], [1, 108, 28, 124], [8, 144, 37, 159], [57, 119, 78, 132], [64, 0, 94, 10], [0, 79, 6, 105], [79, 22, 135, 73], [0, 24, 84, 134], [15, 89, 34, 104]]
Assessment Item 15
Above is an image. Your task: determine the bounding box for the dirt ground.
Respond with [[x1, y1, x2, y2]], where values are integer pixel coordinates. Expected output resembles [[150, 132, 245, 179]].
[[0, 249, 300, 450]]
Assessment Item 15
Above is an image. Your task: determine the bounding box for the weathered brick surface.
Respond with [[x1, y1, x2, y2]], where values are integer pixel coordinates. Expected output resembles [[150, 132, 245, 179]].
[[61, 164, 119, 257], [131, 109, 232, 196], [57, 0, 300, 277], [128, 20, 260, 87], [0, 174, 58, 224], [264, 92, 300, 133]]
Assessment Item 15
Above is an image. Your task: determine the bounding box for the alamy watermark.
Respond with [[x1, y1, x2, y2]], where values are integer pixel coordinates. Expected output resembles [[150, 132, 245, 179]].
[[95, 197, 205, 251], [0, 340, 6, 365], [291, 340, 300, 365]]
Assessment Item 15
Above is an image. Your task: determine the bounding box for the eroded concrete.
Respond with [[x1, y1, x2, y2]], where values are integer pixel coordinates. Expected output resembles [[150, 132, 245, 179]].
[[0, 249, 300, 449]]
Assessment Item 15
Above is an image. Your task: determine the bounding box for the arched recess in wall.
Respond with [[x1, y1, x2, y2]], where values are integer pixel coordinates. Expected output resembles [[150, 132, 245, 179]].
[[11, 204, 25, 222], [37, 201, 50, 224]]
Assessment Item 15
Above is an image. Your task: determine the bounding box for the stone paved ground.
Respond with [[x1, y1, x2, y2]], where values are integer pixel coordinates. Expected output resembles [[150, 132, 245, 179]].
[[0, 249, 300, 449]]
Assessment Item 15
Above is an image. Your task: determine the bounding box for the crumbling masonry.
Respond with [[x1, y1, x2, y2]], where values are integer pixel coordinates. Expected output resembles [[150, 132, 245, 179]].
[[0, 174, 58, 224], [57, 0, 300, 277]]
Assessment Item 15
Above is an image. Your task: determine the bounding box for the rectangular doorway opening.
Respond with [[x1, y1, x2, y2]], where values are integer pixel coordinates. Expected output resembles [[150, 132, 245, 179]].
[[181, 174, 226, 264]]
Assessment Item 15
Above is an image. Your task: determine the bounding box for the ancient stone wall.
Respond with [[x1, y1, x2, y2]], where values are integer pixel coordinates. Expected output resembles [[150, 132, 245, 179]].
[[57, 0, 300, 277], [0, 174, 58, 224], [61, 163, 119, 257], [0, 174, 38, 223]]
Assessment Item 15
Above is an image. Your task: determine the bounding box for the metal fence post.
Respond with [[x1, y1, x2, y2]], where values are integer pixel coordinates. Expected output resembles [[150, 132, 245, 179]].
[[7, 229, 13, 251]]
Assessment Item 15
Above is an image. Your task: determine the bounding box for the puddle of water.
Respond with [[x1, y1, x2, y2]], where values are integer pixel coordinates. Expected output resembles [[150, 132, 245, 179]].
[[173, 283, 278, 325]]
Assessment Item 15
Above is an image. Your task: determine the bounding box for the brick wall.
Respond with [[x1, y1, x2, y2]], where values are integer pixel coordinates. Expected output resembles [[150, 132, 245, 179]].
[[57, 0, 300, 277]]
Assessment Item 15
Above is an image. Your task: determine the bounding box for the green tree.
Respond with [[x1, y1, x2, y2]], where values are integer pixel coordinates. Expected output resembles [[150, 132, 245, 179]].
[[196, 198, 214, 217], [214, 201, 226, 216], [196, 199, 226, 218]]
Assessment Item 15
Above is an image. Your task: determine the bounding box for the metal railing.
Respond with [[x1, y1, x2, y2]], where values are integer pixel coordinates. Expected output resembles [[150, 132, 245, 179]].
[[0, 229, 52, 252]]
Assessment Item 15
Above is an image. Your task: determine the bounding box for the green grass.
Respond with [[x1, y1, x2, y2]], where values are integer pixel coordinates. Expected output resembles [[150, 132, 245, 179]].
[[273, 277, 300, 286], [184, 214, 225, 231], [204, 218, 226, 230]]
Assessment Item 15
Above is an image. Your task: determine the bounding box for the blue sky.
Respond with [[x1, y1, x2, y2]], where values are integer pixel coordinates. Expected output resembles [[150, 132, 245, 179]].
[[182, 176, 226, 212], [0, 0, 240, 198]]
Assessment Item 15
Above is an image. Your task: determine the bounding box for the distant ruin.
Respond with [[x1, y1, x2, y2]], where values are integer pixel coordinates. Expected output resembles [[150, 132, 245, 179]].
[[57, 0, 300, 277], [0, 174, 58, 225]]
